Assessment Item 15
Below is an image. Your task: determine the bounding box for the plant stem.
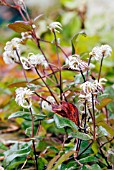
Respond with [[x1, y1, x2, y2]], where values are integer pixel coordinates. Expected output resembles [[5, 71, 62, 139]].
[[39, 38, 69, 58], [98, 55, 104, 82], [84, 100, 87, 132], [53, 30, 63, 101], [34, 36, 59, 84], [79, 66, 86, 82], [15, 49, 29, 83], [29, 106, 38, 170], [97, 139, 112, 169], [91, 93, 96, 140], [86, 55, 92, 81], [35, 67, 58, 104], [76, 142, 92, 159]]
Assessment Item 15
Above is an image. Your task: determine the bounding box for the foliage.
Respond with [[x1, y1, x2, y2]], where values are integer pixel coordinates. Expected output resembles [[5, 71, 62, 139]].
[[0, 0, 114, 170]]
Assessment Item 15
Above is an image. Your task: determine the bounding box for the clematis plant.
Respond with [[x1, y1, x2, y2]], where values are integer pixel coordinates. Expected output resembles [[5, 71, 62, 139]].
[[1, 0, 113, 170]]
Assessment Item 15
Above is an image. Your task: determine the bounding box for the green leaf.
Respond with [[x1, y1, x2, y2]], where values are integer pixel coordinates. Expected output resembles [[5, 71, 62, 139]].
[[81, 165, 91, 170], [96, 114, 106, 123], [25, 127, 32, 137], [38, 157, 48, 170], [96, 98, 112, 110], [53, 150, 75, 170], [97, 126, 109, 137], [71, 132, 92, 140], [4, 141, 32, 167], [71, 31, 86, 55], [92, 141, 99, 154], [54, 114, 78, 130], [8, 111, 46, 121], [46, 154, 60, 170], [8, 21, 32, 33], [79, 156, 98, 164], [97, 122, 114, 136], [0, 142, 8, 151], [91, 164, 102, 170]]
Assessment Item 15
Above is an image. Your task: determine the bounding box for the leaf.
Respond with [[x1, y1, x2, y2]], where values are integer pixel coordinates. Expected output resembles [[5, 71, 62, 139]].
[[53, 150, 75, 170], [92, 141, 99, 154], [96, 114, 106, 123], [54, 114, 78, 130], [0, 142, 8, 151], [96, 98, 112, 110], [46, 154, 60, 170], [81, 165, 91, 170], [71, 31, 86, 55], [97, 126, 109, 137], [8, 21, 32, 33], [79, 156, 98, 164], [4, 142, 32, 167], [52, 101, 79, 126], [8, 82, 27, 88], [97, 122, 114, 136], [71, 132, 92, 140], [8, 111, 46, 121], [91, 164, 102, 170], [25, 127, 32, 137]]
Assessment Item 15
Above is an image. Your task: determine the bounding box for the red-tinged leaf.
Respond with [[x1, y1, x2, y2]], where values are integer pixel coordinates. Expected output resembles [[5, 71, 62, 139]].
[[8, 21, 32, 33], [8, 82, 27, 88], [52, 101, 79, 126], [96, 98, 112, 110]]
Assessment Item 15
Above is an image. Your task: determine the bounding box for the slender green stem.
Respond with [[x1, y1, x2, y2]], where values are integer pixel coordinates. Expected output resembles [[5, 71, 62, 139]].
[[98, 55, 104, 82], [91, 93, 96, 140]]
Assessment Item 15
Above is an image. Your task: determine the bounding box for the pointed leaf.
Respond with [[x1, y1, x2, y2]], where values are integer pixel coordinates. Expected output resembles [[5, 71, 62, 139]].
[[71, 31, 86, 55], [91, 164, 102, 170], [71, 132, 92, 140], [96, 98, 112, 110], [8, 21, 32, 33], [46, 154, 60, 170], [97, 122, 114, 136], [92, 141, 99, 154], [54, 114, 78, 130], [53, 150, 75, 170], [8, 82, 27, 88], [79, 156, 98, 164], [8, 111, 46, 121]]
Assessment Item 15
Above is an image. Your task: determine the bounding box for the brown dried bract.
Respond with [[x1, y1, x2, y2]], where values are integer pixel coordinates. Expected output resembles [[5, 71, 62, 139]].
[[52, 101, 79, 126]]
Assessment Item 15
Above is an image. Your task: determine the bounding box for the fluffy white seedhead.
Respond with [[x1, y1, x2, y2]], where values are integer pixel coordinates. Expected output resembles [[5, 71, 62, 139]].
[[28, 53, 48, 68], [89, 44, 112, 60], [80, 81, 97, 94], [100, 45, 112, 58], [3, 38, 21, 64], [42, 96, 55, 111], [49, 22, 62, 33], [89, 46, 102, 61], [15, 87, 33, 108], [66, 55, 88, 71]]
